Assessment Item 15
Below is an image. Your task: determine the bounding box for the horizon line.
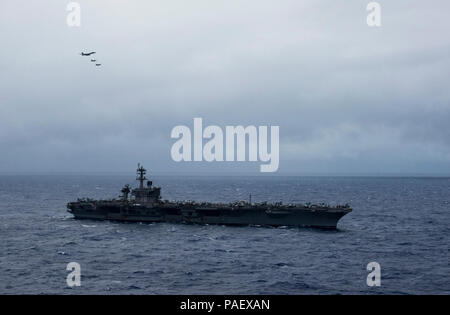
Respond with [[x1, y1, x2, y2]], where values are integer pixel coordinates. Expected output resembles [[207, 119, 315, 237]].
[[1, 171, 450, 178]]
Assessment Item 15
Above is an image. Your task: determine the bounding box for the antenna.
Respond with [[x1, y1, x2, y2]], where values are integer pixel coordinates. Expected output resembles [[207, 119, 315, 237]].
[[136, 163, 147, 189]]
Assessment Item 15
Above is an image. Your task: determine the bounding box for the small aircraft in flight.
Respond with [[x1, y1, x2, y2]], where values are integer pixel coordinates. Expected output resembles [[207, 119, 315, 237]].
[[80, 51, 96, 56], [95, 63, 102, 67], [90, 59, 97, 62]]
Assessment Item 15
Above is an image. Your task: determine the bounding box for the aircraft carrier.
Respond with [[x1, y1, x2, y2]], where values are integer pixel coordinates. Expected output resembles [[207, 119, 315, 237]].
[[67, 164, 352, 229]]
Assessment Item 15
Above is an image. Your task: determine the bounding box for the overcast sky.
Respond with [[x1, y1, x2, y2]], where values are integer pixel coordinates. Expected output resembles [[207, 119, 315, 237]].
[[1, 0, 449, 174]]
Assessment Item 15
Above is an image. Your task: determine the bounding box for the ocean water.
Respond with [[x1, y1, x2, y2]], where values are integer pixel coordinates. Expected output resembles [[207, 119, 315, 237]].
[[0, 175, 449, 295]]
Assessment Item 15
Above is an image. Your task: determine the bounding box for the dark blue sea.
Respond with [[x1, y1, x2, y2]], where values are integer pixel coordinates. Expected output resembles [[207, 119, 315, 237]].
[[0, 175, 449, 294]]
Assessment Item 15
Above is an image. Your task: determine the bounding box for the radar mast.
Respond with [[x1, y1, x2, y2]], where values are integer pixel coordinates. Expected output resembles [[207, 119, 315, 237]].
[[136, 163, 147, 189]]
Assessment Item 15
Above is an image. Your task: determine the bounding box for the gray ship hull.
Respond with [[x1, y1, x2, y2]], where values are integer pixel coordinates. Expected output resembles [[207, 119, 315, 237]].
[[67, 203, 351, 229]]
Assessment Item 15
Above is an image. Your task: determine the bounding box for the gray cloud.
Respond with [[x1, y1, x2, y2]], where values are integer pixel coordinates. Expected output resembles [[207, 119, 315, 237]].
[[1, 0, 449, 174]]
